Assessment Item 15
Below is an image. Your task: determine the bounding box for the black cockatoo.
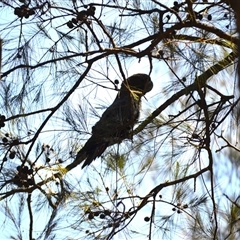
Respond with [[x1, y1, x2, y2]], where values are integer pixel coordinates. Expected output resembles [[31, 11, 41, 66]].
[[67, 73, 153, 170]]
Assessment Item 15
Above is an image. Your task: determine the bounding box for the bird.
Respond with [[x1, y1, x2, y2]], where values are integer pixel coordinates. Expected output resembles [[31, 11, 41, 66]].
[[66, 73, 153, 170]]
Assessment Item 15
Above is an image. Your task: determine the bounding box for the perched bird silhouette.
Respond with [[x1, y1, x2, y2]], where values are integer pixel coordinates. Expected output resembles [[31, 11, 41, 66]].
[[67, 73, 153, 170]]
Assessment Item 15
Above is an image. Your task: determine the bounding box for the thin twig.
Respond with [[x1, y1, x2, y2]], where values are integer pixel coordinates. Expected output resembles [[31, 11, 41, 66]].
[[27, 193, 33, 240]]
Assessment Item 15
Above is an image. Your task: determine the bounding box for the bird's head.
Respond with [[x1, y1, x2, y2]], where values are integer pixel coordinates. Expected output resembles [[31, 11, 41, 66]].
[[121, 74, 153, 96]]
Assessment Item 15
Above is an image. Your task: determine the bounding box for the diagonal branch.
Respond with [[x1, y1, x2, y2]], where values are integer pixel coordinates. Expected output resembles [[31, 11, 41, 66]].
[[134, 51, 237, 134]]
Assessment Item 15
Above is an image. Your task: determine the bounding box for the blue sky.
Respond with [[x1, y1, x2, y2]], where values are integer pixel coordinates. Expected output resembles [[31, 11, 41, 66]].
[[0, 0, 239, 239]]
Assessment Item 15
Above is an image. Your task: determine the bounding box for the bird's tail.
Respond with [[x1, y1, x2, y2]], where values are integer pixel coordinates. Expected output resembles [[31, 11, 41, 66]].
[[65, 147, 87, 171], [65, 138, 108, 171]]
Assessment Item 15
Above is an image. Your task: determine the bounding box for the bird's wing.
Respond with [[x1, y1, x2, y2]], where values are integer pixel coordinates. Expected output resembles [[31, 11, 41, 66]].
[[92, 94, 139, 138]]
